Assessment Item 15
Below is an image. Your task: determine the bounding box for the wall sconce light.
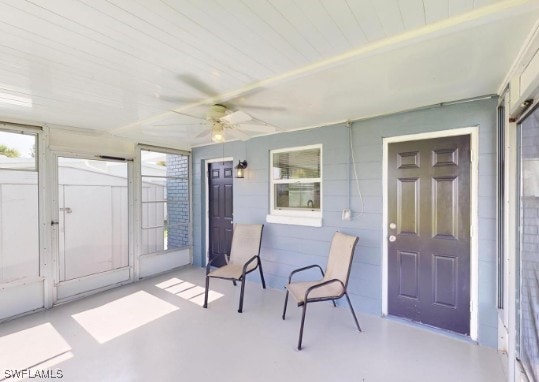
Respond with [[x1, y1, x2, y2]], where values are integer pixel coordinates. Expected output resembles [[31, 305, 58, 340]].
[[235, 160, 248, 178]]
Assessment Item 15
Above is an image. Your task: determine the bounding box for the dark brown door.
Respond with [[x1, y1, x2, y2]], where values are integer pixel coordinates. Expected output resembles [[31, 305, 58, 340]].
[[208, 161, 233, 267], [388, 135, 471, 335]]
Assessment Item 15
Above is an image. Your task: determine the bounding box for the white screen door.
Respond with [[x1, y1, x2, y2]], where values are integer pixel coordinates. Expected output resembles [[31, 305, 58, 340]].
[[56, 156, 130, 300]]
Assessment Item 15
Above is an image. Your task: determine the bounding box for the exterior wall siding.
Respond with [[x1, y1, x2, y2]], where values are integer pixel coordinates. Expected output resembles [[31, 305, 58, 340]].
[[192, 97, 498, 347]]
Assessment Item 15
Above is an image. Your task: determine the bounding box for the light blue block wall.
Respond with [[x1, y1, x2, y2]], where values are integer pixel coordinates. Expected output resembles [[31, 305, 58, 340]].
[[192, 97, 498, 347]]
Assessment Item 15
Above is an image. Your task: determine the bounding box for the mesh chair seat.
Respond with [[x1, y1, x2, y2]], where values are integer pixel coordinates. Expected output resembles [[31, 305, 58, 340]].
[[208, 263, 257, 280], [286, 281, 344, 304]]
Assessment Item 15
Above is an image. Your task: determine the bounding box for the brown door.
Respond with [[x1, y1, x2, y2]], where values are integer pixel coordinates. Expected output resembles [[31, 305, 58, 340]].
[[208, 161, 233, 267], [388, 135, 471, 335]]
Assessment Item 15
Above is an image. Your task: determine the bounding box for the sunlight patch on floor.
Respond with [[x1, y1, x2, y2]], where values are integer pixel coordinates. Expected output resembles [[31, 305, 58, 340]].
[[0, 323, 71, 375], [155, 277, 223, 306], [72, 291, 178, 344]]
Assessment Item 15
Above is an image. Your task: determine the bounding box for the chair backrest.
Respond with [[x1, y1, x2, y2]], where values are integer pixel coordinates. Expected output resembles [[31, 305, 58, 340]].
[[323, 232, 359, 287], [229, 224, 264, 265]]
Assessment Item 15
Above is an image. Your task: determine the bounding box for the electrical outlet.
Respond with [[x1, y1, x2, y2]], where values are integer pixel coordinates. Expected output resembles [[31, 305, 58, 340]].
[[342, 209, 351, 221]]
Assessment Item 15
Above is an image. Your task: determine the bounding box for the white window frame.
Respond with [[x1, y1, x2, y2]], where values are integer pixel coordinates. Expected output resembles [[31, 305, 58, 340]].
[[139, 146, 191, 256], [266, 144, 323, 227]]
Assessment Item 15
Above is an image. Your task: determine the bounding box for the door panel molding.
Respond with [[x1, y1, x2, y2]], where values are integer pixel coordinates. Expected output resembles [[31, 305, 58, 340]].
[[397, 177, 420, 235], [382, 126, 479, 341]]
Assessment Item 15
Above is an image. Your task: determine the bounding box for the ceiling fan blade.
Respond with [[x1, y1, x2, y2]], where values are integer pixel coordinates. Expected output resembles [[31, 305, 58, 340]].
[[227, 128, 250, 141], [177, 74, 219, 97], [236, 123, 276, 133], [144, 130, 189, 137], [195, 129, 211, 139], [158, 95, 201, 103], [237, 104, 286, 111], [151, 122, 206, 127], [220, 110, 252, 125], [191, 134, 213, 145]]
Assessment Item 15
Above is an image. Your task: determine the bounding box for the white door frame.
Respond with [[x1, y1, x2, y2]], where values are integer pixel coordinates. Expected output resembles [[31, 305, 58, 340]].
[[382, 126, 479, 341], [204, 157, 234, 266]]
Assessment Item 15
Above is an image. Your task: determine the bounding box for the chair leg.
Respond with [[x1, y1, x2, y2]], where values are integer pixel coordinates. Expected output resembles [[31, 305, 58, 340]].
[[238, 277, 246, 313], [232, 280, 237, 286], [258, 262, 266, 289], [331, 299, 337, 307], [345, 292, 361, 332], [298, 302, 308, 350], [282, 290, 289, 320], [203, 275, 210, 308]]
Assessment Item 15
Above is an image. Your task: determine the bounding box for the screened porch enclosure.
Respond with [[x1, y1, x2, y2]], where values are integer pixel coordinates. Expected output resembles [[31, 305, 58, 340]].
[[0, 131, 192, 320], [518, 106, 539, 382]]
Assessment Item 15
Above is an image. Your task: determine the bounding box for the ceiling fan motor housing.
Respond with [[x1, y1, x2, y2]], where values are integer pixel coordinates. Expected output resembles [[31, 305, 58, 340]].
[[207, 104, 228, 121]]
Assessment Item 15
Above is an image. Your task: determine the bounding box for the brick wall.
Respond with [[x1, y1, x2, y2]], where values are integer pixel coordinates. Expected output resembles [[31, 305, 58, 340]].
[[166, 154, 190, 249]]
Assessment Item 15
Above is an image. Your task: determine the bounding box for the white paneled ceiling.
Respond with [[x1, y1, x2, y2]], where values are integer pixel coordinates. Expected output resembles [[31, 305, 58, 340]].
[[0, 0, 538, 149]]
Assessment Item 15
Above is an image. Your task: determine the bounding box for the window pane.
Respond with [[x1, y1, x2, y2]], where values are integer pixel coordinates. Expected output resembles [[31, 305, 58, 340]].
[[142, 227, 165, 254], [141, 225, 190, 254], [167, 224, 190, 249], [142, 201, 166, 229], [0, 172, 39, 282], [0, 130, 36, 170], [141, 149, 190, 255], [274, 183, 320, 210], [0, 129, 39, 283], [141, 151, 188, 178], [273, 148, 320, 180], [142, 177, 166, 202]]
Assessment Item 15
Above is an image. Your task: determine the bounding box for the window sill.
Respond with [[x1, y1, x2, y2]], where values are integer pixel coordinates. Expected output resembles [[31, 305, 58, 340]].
[[266, 214, 322, 227]]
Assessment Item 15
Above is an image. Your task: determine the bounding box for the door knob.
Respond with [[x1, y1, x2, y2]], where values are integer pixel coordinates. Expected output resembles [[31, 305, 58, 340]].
[[389, 222, 396, 229], [389, 235, 396, 242]]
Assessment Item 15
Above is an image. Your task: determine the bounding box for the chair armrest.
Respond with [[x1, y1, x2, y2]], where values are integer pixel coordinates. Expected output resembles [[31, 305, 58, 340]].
[[206, 253, 228, 275], [287, 264, 325, 284], [304, 278, 345, 302], [241, 255, 260, 275]]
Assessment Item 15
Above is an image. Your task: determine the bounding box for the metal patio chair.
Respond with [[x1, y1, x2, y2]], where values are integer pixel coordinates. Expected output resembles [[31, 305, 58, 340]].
[[203, 223, 266, 313], [282, 232, 361, 350]]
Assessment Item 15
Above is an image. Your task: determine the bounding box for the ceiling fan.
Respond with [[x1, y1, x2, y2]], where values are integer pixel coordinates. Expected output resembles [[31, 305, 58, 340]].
[[143, 104, 277, 143], [196, 104, 276, 143], [148, 74, 283, 143]]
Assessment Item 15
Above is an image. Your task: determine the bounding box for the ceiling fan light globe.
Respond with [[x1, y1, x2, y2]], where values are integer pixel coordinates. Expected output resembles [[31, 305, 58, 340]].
[[210, 120, 225, 142], [211, 131, 224, 142]]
